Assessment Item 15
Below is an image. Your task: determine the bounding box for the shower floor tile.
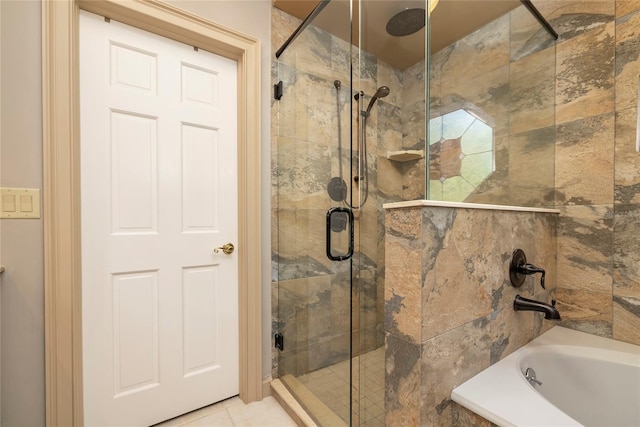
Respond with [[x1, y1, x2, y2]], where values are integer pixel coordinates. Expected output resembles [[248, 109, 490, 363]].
[[296, 346, 385, 426]]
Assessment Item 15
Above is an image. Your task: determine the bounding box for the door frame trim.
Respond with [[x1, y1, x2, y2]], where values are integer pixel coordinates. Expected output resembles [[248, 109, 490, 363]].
[[42, 1, 262, 425]]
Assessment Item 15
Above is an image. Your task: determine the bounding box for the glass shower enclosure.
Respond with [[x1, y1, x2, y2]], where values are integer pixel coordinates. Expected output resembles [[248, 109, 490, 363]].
[[272, 0, 556, 425], [273, 0, 429, 424]]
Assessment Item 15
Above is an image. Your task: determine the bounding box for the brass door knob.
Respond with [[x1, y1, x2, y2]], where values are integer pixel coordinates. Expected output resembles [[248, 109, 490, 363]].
[[213, 243, 235, 255]]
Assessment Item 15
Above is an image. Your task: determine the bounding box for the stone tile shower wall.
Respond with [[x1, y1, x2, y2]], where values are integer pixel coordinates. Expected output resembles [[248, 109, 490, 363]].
[[270, 8, 406, 378], [401, 5, 556, 207], [380, 2, 640, 425], [384, 206, 557, 426], [536, 0, 640, 344], [272, 8, 359, 378]]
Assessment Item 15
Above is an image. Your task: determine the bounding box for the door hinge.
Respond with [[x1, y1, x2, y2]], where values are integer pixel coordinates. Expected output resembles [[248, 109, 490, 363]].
[[274, 333, 284, 351], [274, 81, 283, 100]]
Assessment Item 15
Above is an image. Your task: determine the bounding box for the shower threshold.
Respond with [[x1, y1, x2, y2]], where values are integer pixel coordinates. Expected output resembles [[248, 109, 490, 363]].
[[272, 347, 385, 427]]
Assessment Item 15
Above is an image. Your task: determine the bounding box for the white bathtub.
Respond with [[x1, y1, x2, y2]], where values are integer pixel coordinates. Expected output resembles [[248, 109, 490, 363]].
[[451, 326, 640, 427]]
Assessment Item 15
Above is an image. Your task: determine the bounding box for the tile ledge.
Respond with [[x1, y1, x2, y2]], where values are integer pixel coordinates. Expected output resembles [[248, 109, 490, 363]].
[[382, 200, 560, 214]]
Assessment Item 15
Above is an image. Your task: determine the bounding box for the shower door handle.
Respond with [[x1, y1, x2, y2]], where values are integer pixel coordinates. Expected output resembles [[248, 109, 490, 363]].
[[326, 207, 354, 261]]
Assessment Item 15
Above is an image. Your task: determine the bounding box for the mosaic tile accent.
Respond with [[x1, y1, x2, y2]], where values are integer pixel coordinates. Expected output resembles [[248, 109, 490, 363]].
[[294, 347, 385, 426]]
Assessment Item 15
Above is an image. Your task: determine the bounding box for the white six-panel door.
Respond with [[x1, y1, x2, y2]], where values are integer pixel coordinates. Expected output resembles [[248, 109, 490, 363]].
[[80, 10, 239, 426]]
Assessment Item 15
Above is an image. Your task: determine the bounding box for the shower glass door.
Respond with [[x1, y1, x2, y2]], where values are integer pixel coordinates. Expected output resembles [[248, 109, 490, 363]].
[[274, 1, 355, 425], [352, 1, 428, 425], [274, 0, 429, 424]]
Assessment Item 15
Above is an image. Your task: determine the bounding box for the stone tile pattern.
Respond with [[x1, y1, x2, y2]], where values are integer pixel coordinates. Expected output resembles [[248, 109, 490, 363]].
[[270, 8, 392, 424], [270, 1, 565, 391], [384, 206, 557, 426], [425, 7, 556, 207], [540, 0, 640, 345], [271, 9, 366, 382], [270, 2, 640, 425]]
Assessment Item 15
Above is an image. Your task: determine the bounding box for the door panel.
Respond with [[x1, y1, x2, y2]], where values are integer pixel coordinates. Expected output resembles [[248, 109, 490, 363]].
[[182, 266, 220, 376], [110, 111, 158, 233], [80, 10, 238, 426], [182, 124, 219, 231], [112, 271, 159, 397]]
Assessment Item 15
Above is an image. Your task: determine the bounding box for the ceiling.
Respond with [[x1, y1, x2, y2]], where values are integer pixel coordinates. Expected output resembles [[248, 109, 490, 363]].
[[273, 0, 522, 70]]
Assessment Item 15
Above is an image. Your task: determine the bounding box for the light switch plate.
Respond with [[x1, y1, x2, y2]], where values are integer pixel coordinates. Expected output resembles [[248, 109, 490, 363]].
[[0, 187, 41, 219]]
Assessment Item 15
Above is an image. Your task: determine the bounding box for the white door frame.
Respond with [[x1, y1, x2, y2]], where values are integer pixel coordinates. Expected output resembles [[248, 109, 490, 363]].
[[42, 1, 262, 425]]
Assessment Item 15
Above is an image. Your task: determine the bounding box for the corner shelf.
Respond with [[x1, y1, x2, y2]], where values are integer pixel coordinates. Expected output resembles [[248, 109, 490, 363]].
[[386, 150, 424, 162]]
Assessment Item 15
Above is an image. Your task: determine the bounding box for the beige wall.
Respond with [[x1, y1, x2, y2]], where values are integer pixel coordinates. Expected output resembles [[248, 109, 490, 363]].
[[0, 1, 45, 425], [0, 1, 271, 425]]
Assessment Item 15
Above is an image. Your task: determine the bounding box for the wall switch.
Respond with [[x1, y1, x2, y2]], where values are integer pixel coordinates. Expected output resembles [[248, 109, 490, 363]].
[[1, 187, 41, 219], [2, 195, 16, 212]]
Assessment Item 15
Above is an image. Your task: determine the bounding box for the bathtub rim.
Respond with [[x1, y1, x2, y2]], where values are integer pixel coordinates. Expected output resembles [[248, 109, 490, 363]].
[[451, 326, 640, 427]]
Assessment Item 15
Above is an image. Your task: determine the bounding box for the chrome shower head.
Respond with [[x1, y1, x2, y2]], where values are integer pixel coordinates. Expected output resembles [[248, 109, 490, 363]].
[[365, 86, 390, 115], [386, 8, 426, 37]]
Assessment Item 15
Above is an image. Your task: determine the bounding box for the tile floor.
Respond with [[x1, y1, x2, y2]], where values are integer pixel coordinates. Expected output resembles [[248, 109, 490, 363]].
[[157, 346, 385, 427], [155, 396, 297, 427], [297, 347, 385, 426]]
